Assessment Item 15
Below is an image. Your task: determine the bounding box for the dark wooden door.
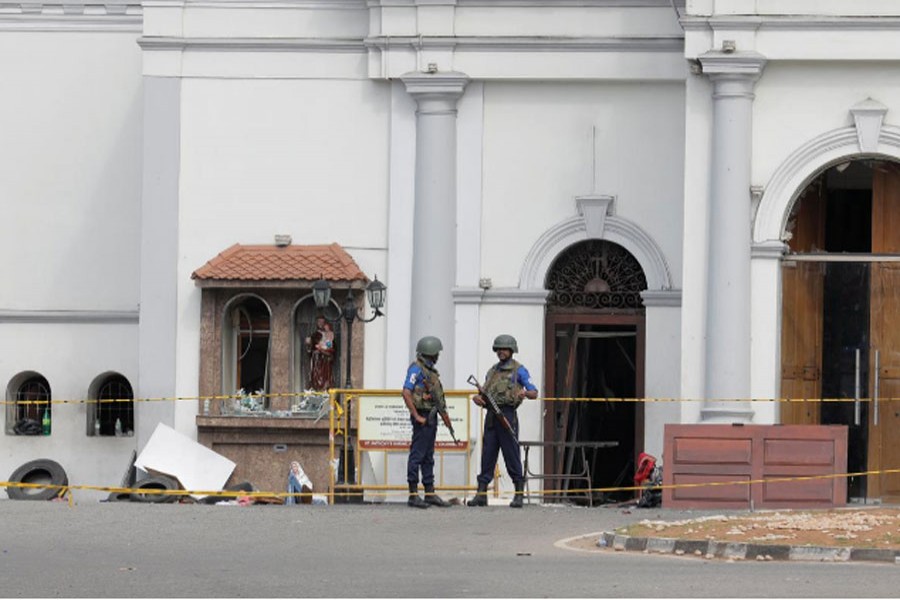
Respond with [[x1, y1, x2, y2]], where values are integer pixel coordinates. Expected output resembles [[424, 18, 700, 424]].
[[868, 167, 900, 501]]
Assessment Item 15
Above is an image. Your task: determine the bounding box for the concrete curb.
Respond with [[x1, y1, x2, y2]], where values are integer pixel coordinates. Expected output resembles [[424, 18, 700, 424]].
[[598, 532, 900, 563]]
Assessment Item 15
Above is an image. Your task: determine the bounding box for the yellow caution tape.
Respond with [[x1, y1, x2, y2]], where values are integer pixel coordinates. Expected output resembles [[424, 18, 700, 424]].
[[2, 392, 896, 407], [4, 468, 897, 502]]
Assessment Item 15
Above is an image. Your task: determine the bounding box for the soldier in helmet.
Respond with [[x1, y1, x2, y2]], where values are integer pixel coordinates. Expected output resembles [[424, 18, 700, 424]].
[[467, 334, 538, 508], [402, 335, 452, 509]]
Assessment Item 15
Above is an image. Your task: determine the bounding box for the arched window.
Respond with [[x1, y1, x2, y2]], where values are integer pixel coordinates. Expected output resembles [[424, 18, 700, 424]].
[[89, 374, 134, 437], [545, 239, 648, 310], [6, 373, 51, 435], [222, 295, 272, 408]]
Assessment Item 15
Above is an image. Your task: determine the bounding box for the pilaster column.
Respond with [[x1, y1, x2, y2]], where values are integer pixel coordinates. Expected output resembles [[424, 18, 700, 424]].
[[698, 51, 766, 422], [401, 71, 469, 382]]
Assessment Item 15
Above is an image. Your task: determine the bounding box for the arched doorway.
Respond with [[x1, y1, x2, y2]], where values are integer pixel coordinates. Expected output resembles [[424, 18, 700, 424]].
[[781, 158, 900, 502], [542, 239, 646, 503]]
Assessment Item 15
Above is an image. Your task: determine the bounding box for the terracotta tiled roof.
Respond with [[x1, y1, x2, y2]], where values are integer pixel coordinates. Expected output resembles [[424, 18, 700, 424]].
[[191, 243, 368, 283]]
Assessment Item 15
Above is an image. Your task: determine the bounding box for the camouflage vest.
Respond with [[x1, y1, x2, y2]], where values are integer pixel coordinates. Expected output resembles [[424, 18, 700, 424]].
[[411, 359, 444, 411], [484, 359, 522, 407]]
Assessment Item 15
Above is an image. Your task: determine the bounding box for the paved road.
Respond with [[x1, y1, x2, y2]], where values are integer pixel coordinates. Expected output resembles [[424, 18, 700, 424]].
[[1, 500, 898, 597]]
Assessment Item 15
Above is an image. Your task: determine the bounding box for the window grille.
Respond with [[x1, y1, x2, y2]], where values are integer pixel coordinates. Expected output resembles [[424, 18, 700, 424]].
[[90, 375, 134, 437], [546, 240, 647, 309]]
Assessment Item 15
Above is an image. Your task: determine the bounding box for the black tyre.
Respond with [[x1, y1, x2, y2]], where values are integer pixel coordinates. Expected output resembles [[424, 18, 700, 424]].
[[7, 459, 68, 501], [130, 475, 180, 503], [106, 491, 132, 502]]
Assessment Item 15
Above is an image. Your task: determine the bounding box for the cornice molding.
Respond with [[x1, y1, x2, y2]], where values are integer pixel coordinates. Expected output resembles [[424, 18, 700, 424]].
[[0, 2, 141, 30], [481, 288, 550, 305], [640, 289, 682, 307], [699, 50, 766, 78], [139, 34, 684, 54], [451, 287, 485, 304], [456, 0, 677, 5], [682, 16, 900, 32], [365, 35, 684, 53], [751, 240, 787, 260], [138, 36, 367, 52], [182, 0, 364, 7], [0, 16, 140, 30], [0, 309, 139, 324]]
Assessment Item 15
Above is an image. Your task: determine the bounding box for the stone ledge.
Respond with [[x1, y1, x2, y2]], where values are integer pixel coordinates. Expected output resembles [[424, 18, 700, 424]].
[[599, 532, 900, 563]]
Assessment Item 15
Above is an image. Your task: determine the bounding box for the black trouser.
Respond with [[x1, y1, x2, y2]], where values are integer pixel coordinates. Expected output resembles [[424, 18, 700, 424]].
[[407, 415, 438, 487], [476, 405, 523, 485]]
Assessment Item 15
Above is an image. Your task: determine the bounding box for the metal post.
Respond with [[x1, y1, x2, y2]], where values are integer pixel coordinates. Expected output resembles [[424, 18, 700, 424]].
[[343, 293, 356, 485]]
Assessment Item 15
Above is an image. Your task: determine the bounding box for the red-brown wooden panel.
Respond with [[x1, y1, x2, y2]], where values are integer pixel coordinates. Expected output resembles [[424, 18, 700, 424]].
[[763, 439, 835, 466], [672, 437, 752, 464], [762, 476, 836, 503], [663, 424, 848, 509], [670, 474, 751, 502]]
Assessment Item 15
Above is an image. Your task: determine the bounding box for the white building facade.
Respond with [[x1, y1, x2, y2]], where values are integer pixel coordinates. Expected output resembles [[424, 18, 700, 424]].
[[2, 0, 898, 502]]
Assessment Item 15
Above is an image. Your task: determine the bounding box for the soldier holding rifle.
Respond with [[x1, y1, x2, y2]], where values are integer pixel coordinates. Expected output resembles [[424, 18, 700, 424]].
[[467, 334, 539, 508], [402, 336, 452, 509]]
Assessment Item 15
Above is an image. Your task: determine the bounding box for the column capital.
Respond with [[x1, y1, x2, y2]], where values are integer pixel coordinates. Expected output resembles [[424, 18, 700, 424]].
[[699, 51, 766, 98], [699, 50, 766, 78], [401, 71, 469, 115]]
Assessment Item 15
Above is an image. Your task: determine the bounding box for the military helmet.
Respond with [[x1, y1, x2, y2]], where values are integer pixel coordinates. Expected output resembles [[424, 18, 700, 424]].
[[416, 336, 443, 356], [492, 334, 518, 353]]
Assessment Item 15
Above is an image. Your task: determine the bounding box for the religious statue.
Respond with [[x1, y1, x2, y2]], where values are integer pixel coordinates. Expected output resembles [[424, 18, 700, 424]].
[[306, 316, 335, 391]]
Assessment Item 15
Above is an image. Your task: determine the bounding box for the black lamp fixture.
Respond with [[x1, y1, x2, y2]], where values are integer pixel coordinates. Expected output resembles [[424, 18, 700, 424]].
[[313, 275, 386, 491]]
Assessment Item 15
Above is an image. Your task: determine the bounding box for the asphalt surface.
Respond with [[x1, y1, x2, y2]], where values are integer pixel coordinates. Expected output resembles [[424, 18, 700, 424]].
[[2, 499, 899, 598]]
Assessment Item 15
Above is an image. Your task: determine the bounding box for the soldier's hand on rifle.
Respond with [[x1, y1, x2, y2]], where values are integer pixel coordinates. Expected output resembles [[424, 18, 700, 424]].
[[472, 394, 486, 407], [423, 392, 432, 402]]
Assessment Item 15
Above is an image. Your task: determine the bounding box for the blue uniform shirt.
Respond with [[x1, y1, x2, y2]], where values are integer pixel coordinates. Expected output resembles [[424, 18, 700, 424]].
[[403, 363, 425, 391]]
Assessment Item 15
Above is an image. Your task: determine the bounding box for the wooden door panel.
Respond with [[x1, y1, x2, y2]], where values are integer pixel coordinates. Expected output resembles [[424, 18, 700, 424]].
[[872, 167, 900, 254], [869, 263, 900, 499], [870, 166, 900, 499], [781, 261, 823, 424]]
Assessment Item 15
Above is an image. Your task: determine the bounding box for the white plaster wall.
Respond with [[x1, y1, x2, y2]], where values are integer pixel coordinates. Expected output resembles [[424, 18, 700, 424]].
[[145, 1, 367, 38], [0, 31, 142, 312], [172, 77, 392, 432], [754, 62, 900, 194], [480, 81, 685, 291], [0, 322, 138, 502], [643, 304, 682, 458], [689, 1, 900, 16], [455, 5, 683, 37], [0, 30, 142, 497]]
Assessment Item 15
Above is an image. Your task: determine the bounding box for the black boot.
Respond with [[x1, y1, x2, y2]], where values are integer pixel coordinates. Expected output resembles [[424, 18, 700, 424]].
[[407, 483, 429, 509], [424, 485, 450, 507], [510, 480, 525, 508], [467, 482, 488, 507]]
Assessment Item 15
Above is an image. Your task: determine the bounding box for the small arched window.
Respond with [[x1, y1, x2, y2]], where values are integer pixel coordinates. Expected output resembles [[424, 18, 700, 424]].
[[89, 374, 134, 437], [222, 295, 272, 409], [6, 373, 51, 436]]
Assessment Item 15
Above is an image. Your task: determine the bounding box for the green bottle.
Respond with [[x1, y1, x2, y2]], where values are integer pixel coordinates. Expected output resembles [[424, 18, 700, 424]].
[[42, 409, 50, 435]]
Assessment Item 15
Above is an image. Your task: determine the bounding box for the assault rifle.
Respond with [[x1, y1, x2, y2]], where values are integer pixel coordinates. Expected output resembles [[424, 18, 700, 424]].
[[423, 379, 460, 446], [466, 374, 520, 446]]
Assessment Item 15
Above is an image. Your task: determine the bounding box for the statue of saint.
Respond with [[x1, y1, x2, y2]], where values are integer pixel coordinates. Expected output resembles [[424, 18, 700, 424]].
[[306, 316, 335, 391]]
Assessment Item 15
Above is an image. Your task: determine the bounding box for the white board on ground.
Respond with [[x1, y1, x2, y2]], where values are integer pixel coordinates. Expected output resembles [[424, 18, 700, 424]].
[[135, 423, 236, 498]]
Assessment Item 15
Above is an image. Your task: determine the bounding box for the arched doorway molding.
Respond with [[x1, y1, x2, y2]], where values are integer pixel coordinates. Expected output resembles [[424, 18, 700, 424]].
[[524, 195, 680, 466], [520, 195, 674, 293], [755, 114, 900, 243]]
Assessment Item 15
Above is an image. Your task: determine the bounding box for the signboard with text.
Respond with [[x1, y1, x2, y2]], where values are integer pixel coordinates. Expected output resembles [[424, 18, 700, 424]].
[[358, 395, 469, 451]]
